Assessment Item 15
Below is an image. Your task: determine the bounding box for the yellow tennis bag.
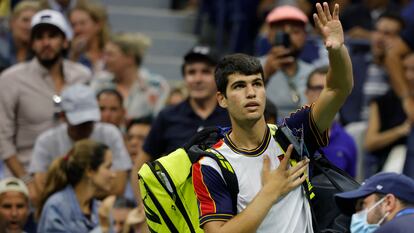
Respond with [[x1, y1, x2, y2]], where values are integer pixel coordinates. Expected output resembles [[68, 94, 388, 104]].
[[138, 127, 238, 233]]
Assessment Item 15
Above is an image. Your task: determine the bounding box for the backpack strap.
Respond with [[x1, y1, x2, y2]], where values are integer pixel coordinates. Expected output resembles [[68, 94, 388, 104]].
[[270, 125, 321, 233], [187, 144, 239, 215]]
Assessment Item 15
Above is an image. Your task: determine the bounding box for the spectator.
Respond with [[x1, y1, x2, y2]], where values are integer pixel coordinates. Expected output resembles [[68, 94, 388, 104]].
[[125, 116, 152, 201], [69, 2, 109, 72], [165, 86, 187, 106], [0, 0, 40, 72], [305, 66, 357, 177], [192, 3, 353, 232], [0, 9, 90, 201], [139, 45, 230, 163], [335, 172, 414, 233], [97, 88, 126, 132], [126, 117, 152, 163], [92, 32, 170, 119], [39, 0, 85, 22], [0, 177, 30, 233], [364, 87, 408, 177], [400, 53, 414, 178], [133, 45, 231, 206], [360, 12, 405, 121], [340, 0, 399, 40], [29, 84, 131, 198], [262, 5, 314, 118], [112, 197, 136, 233], [37, 139, 115, 232]]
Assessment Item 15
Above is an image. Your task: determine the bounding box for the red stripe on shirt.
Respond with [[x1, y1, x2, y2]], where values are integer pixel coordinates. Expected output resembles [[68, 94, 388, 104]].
[[192, 162, 216, 216]]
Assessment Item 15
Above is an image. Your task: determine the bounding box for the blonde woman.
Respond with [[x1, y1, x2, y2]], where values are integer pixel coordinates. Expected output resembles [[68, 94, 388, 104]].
[[92, 33, 170, 119], [69, 2, 109, 72], [0, 0, 40, 71]]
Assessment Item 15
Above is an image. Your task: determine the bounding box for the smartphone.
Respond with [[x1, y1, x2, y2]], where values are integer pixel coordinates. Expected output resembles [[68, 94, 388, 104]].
[[274, 31, 291, 48]]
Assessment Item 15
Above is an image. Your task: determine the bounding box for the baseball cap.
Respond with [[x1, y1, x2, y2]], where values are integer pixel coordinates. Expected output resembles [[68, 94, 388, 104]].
[[335, 172, 414, 216], [61, 83, 101, 125], [31, 9, 73, 40], [184, 45, 219, 65], [266, 5, 308, 25], [0, 177, 29, 198]]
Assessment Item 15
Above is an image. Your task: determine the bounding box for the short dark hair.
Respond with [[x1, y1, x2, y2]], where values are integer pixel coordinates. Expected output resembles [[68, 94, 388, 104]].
[[306, 66, 329, 88], [96, 88, 124, 106], [215, 53, 264, 96], [113, 196, 136, 209], [377, 11, 405, 30], [181, 56, 216, 77], [126, 115, 153, 131]]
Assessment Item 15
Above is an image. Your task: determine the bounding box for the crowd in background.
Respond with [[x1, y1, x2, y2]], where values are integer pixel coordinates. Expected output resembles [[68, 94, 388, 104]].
[[0, 0, 414, 232]]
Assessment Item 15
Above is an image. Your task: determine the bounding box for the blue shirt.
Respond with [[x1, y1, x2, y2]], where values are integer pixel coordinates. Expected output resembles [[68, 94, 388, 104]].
[[321, 122, 357, 177], [38, 185, 100, 233], [373, 209, 414, 233], [143, 99, 231, 158]]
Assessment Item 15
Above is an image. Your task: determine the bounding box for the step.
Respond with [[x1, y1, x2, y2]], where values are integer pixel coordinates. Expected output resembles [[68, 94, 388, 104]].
[[143, 55, 183, 82], [107, 6, 196, 34], [99, 0, 170, 9], [143, 31, 198, 57]]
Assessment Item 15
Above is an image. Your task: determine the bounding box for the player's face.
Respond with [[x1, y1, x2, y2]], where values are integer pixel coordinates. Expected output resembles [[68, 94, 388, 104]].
[[218, 73, 266, 123]]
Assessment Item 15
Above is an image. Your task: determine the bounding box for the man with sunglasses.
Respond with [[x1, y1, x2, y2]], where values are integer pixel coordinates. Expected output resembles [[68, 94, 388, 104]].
[[305, 66, 357, 177], [0, 10, 90, 203]]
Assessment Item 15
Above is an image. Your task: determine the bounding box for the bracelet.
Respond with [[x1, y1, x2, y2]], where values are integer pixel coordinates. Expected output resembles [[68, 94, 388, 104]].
[[21, 173, 33, 184]]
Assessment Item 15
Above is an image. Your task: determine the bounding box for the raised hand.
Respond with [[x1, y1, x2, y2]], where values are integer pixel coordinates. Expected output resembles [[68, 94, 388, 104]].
[[313, 2, 344, 50]]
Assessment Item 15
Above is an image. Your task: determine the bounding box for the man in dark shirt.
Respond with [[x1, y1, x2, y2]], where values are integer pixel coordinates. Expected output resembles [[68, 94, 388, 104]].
[[335, 172, 414, 233], [130, 46, 231, 199]]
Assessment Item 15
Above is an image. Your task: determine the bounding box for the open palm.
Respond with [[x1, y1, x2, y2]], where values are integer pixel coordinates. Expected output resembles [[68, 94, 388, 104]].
[[313, 2, 344, 50]]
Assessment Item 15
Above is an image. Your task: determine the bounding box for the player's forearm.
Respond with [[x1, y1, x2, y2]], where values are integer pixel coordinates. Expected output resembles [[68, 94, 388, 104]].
[[206, 187, 279, 233], [326, 44, 353, 98]]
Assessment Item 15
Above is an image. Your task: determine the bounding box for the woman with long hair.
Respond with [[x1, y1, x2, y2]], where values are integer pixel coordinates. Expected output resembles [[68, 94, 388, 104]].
[[37, 139, 115, 232], [69, 2, 110, 72]]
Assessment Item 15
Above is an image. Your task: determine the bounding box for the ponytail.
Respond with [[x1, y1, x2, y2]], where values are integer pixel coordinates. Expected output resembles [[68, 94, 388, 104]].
[[36, 156, 69, 219]]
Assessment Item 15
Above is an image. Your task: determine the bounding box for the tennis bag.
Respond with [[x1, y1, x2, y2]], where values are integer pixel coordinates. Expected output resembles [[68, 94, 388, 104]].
[[137, 127, 238, 233], [275, 125, 361, 233]]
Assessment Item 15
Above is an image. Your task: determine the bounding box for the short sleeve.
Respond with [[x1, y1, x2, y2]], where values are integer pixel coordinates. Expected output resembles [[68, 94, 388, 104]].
[[105, 125, 132, 171], [192, 159, 235, 227], [29, 133, 53, 173], [282, 104, 329, 156]]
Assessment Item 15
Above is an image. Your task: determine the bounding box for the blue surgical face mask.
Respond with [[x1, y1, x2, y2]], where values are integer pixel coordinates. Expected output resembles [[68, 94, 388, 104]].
[[350, 197, 389, 233]]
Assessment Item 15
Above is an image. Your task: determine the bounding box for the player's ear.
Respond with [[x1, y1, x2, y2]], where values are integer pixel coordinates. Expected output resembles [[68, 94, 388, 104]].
[[217, 92, 228, 108]]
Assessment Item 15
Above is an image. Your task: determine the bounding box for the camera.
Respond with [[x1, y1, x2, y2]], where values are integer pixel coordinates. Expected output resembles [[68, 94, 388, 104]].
[[273, 31, 291, 48]]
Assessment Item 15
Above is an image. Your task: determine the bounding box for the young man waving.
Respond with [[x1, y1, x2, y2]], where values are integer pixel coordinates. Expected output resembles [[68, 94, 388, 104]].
[[192, 3, 353, 233]]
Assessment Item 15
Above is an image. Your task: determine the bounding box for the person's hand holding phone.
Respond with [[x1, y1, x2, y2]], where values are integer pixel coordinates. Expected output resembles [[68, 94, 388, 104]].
[[264, 31, 295, 81]]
